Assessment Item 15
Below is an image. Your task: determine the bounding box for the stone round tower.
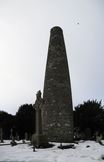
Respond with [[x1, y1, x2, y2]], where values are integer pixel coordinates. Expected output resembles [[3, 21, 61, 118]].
[[42, 26, 73, 142]]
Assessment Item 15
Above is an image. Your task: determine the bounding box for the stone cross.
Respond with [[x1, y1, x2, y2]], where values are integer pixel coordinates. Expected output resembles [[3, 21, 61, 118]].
[[34, 90, 44, 135], [32, 90, 48, 148]]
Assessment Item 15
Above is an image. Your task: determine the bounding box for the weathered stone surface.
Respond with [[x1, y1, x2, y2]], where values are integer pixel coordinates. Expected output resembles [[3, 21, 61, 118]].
[[33, 91, 43, 135], [33, 91, 48, 147], [31, 133, 48, 148], [42, 26, 74, 142]]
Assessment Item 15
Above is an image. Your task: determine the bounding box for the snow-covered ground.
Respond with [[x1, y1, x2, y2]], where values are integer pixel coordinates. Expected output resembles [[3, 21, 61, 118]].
[[0, 140, 104, 162]]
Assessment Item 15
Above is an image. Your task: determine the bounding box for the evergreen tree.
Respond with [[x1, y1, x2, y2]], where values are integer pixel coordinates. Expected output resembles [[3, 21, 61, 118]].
[[15, 104, 35, 139], [74, 100, 104, 137], [0, 111, 14, 139]]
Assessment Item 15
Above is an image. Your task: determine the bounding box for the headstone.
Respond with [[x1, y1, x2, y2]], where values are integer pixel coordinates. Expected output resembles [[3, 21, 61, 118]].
[[42, 26, 74, 142], [74, 127, 80, 140], [96, 132, 103, 144], [22, 139, 25, 143], [10, 128, 17, 146], [10, 128, 13, 140], [0, 128, 3, 143], [25, 132, 28, 141], [85, 128, 91, 140], [10, 137, 17, 146], [15, 132, 19, 141]]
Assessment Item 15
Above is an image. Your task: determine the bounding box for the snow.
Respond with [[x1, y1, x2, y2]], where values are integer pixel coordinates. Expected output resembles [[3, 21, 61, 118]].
[[0, 140, 104, 162]]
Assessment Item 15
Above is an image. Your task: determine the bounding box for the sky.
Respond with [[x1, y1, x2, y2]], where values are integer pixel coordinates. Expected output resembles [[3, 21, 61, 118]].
[[0, 0, 104, 115]]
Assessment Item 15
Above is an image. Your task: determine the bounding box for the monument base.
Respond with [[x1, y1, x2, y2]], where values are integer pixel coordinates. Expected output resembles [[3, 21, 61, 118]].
[[31, 133, 48, 148]]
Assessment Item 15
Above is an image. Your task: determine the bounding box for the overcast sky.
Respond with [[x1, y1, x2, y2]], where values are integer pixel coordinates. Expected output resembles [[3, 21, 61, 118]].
[[0, 0, 104, 115]]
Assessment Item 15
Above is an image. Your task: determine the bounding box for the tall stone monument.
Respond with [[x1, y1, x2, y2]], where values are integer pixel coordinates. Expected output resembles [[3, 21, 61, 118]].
[[32, 91, 48, 148], [42, 26, 73, 142]]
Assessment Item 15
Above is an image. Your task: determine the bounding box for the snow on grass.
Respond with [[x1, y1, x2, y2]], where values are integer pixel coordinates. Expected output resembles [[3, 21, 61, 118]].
[[0, 140, 104, 162]]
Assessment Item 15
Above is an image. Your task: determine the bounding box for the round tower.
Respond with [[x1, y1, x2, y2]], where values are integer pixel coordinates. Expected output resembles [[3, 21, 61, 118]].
[[42, 26, 73, 142]]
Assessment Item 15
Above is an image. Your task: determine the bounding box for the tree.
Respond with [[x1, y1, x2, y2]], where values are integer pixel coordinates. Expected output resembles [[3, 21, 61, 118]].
[[15, 104, 35, 139], [0, 111, 14, 139], [74, 100, 104, 138]]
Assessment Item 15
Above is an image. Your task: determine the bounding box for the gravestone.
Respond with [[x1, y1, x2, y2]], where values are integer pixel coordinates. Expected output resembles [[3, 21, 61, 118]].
[[15, 132, 19, 141], [0, 128, 3, 143], [10, 128, 13, 140], [10, 128, 17, 146], [25, 132, 28, 141], [42, 26, 74, 142]]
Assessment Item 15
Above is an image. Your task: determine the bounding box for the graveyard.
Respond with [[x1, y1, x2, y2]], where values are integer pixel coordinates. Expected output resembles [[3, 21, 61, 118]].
[[0, 26, 104, 162], [0, 140, 104, 162], [0, 0, 104, 160]]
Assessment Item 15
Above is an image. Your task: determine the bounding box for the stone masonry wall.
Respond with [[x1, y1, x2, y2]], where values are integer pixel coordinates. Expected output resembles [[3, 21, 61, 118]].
[[42, 26, 73, 142]]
